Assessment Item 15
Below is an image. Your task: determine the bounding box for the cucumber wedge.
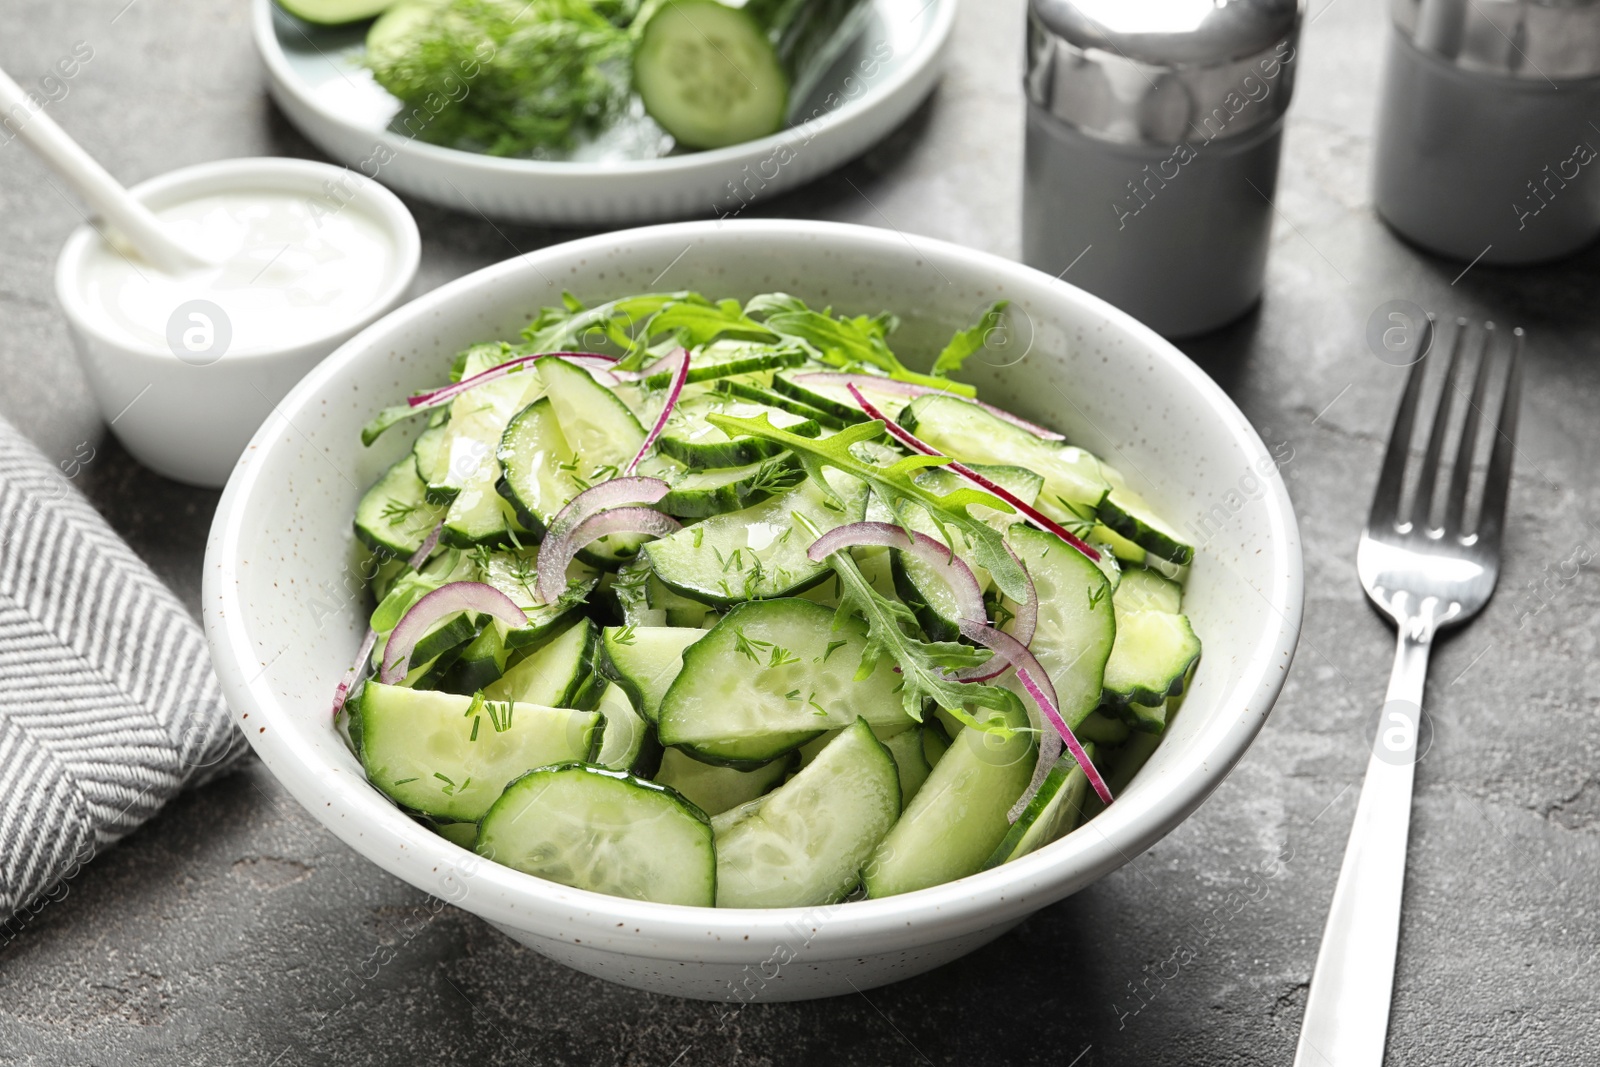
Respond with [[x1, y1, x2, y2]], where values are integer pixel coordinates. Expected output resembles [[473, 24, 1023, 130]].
[[599, 625, 705, 722], [656, 598, 911, 766], [483, 620, 597, 709], [984, 744, 1096, 869], [476, 763, 716, 907], [1097, 463, 1195, 566], [643, 467, 868, 605], [714, 719, 899, 908], [357, 683, 598, 822], [1102, 610, 1201, 707], [863, 704, 1035, 898], [594, 682, 650, 772], [654, 746, 791, 817], [355, 456, 448, 558]]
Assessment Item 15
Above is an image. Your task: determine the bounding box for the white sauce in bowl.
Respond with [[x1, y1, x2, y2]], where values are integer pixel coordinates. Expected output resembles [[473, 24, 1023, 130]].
[[77, 189, 399, 355]]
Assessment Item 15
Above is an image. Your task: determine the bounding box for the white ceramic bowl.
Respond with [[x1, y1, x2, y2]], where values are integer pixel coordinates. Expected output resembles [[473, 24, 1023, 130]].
[[55, 157, 420, 488], [203, 220, 1302, 1001], [252, 0, 955, 224]]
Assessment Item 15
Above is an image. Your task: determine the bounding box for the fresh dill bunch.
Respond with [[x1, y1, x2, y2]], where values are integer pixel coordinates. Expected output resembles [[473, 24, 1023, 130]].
[[367, 0, 634, 156]]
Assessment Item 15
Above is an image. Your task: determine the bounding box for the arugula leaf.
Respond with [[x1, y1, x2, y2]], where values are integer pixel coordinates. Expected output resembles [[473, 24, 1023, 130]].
[[521, 291, 691, 359], [806, 520, 1025, 731], [707, 414, 1031, 601], [932, 301, 1009, 377], [644, 298, 776, 348]]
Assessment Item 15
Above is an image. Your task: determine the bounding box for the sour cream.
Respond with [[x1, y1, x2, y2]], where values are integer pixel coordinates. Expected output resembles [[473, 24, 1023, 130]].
[[77, 189, 399, 356]]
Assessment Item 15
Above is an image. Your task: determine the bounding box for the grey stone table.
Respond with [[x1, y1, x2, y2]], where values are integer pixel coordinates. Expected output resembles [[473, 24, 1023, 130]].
[[3, 0, 1599, 1063]]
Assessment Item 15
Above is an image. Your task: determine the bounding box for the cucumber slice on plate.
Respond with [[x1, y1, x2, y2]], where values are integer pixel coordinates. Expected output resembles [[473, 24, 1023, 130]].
[[356, 683, 599, 822], [476, 763, 716, 907], [276, 0, 392, 27], [599, 624, 705, 722], [713, 719, 899, 908], [656, 598, 912, 767], [654, 746, 791, 817], [862, 703, 1035, 898], [484, 619, 598, 709], [643, 467, 868, 605], [984, 744, 1097, 869], [354, 455, 448, 558]]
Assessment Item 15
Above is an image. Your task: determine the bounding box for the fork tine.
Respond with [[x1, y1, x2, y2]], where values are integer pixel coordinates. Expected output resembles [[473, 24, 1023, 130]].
[[1367, 316, 1435, 530], [1474, 327, 1523, 547], [1441, 324, 1494, 533], [1410, 320, 1467, 530]]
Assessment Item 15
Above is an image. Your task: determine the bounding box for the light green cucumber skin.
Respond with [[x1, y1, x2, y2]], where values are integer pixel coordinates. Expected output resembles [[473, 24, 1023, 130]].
[[475, 763, 716, 907], [714, 719, 900, 908], [984, 744, 1096, 869], [862, 706, 1035, 898]]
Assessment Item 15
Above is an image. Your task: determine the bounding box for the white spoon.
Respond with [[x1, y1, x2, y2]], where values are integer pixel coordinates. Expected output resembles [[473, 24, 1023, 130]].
[[0, 64, 215, 274]]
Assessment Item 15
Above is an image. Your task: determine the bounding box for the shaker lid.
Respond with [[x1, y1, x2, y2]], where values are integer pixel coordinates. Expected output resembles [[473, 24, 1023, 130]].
[[1393, 0, 1600, 81], [1026, 0, 1304, 146]]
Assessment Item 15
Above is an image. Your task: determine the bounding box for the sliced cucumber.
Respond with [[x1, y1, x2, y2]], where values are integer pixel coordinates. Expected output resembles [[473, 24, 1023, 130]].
[[357, 683, 598, 822], [643, 467, 868, 605], [538, 355, 645, 468], [863, 704, 1035, 898], [430, 819, 478, 849], [716, 379, 843, 428], [640, 341, 807, 389], [599, 625, 705, 722], [646, 575, 720, 627], [922, 719, 951, 768], [768, 370, 876, 426], [355, 456, 448, 558], [438, 620, 511, 694], [594, 682, 650, 773], [1081, 729, 1163, 822], [880, 725, 935, 807], [714, 719, 899, 908], [476, 763, 715, 907], [277, 0, 392, 27], [441, 466, 522, 548], [984, 745, 1096, 869], [431, 367, 545, 503], [641, 452, 806, 519], [412, 420, 454, 504], [656, 598, 911, 766], [655, 391, 820, 468], [1097, 463, 1195, 566], [1114, 567, 1184, 614], [1102, 610, 1201, 707], [1119, 699, 1169, 734], [654, 746, 791, 817], [634, 1, 789, 149], [483, 620, 597, 709], [1004, 524, 1117, 731], [1076, 709, 1131, 746], [900, 394, 1112, 517], [495, 397, 575, 540]]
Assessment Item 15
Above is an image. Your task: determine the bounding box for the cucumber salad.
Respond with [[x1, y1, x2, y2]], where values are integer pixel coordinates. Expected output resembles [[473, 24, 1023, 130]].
[[337, 290, 1202, 908]]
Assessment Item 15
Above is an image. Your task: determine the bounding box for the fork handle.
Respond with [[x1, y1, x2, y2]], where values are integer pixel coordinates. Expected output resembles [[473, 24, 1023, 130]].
[[1294, 622, 1431, 1067]]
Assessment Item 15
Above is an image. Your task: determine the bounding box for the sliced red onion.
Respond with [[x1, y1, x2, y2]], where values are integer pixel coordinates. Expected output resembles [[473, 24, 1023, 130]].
[[796, 371, 1065, 441], [626, 348, 690, 476], [956, 619, 1113, 815], [331, 627, 378, 718], [537, 478, 672, 603], [807, 521, 986, 623], [379, 582, 529, 685], [951, 542, 1037, 683], [536, 506, 681, 606], [846, 384, 1100, 563], [406, 351, 618, 410], [407, 521, 443, 569]]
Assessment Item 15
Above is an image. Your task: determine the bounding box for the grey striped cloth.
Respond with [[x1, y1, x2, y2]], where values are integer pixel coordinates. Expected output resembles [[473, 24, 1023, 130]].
[[0, 420, 246, 922]]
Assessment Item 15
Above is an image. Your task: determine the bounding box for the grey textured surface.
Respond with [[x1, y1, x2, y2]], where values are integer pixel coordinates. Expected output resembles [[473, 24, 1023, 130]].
[[2, 0, 1599, 1064]]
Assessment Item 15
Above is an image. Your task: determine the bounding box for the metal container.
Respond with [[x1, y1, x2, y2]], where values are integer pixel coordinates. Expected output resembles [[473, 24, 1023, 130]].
[[1022, 0, 1303, 338], [1373, 0, 1600, 265]]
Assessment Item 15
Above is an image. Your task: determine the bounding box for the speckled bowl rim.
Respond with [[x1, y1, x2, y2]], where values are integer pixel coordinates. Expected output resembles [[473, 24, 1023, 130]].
[[204, 219, 1303, 967]]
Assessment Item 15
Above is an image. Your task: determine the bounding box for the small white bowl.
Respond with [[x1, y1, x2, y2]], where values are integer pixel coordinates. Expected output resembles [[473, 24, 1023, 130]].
[[55, 157, 420, 488], [203, 220, 1303, 1001]]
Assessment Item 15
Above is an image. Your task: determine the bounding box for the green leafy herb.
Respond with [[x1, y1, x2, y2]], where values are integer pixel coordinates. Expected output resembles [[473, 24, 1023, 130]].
[[707, 414, 1029, 600], [731, 627, 772, 663], [767, 645, 800, 668], [381, 498, 420, 525], [931, 301, 1009, 378], [613, 623, 637, 645]]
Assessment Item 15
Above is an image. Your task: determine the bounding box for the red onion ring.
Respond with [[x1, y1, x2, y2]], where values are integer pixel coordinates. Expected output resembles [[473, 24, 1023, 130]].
[[332, 523, 444, 717], [536, 507, 681, 605], [951, 542, 1037, 683], [626, 348, 690, 475], [406, 351, 618, 410], [795, 371, 1065, 440], [806, 521, 986, 623], [537, 478, 672, 603], [956, 619, 1113, 814], [379, 582, 529, 685], [845, 384, 1100, 562]]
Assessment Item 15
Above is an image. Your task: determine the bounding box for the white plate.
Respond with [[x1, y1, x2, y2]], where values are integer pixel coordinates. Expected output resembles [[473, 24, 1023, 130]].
[[251, 0, 956, 224]]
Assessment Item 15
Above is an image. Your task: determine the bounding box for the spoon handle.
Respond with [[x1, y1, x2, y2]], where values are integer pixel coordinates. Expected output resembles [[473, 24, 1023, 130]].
[[0, 64, 212, 273]]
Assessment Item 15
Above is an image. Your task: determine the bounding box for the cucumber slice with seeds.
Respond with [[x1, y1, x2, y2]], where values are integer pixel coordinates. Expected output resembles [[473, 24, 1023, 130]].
[[476, 763, 715, 907], [713, 718, 899, 908], [655, 746, 791, 817], [641, 452, 806, 519], [599, 625, 705, 723], [483, 619, 598, 709], [355, 456, 449, 558], [1101, 610, 1201, 707]]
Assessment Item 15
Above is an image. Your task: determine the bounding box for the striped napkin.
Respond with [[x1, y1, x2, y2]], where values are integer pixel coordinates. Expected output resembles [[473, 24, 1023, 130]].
[[0, 419, 245, 922]]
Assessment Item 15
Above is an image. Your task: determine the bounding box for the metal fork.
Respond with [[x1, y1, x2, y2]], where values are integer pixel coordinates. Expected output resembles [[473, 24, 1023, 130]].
[[1294, 319, 1523, 1066]]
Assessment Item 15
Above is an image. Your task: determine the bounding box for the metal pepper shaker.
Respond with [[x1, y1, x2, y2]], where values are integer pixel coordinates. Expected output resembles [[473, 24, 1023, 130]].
[[1022, 0, 1303, 338], [1373, 0, 1600, 265]]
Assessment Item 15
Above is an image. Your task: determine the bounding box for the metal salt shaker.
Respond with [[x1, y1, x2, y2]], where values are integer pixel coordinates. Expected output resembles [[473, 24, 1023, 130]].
[[1373, 0, 1600, 265], [1022, 0, 1303, 338]]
